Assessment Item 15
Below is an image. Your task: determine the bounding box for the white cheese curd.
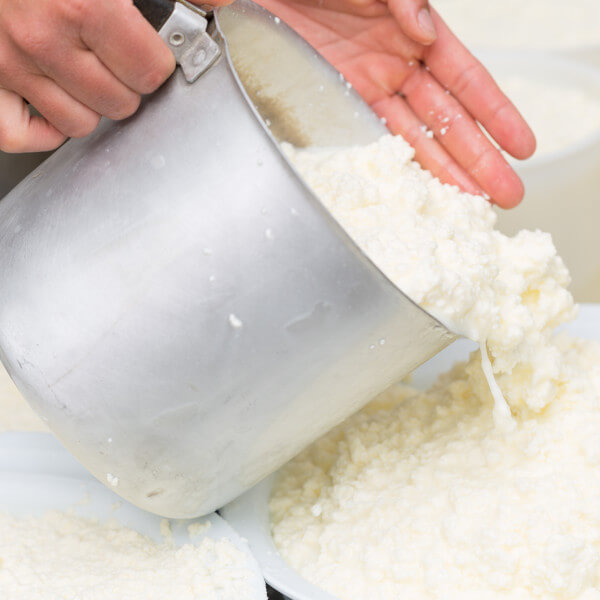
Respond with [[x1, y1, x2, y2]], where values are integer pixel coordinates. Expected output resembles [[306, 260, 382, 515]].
[[274, 135, 600, 598], [270, 336, 600, 600], [433, 0, 600, 51], [0, 510, 257, 599], [286, 136, 575, 417]]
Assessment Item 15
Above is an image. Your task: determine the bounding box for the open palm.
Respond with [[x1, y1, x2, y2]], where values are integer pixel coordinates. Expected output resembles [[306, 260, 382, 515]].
[[256, 0, 536, 208]]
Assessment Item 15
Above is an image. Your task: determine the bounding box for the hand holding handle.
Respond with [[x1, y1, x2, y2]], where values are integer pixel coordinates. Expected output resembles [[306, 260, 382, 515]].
[[133, 0, 220, 83]]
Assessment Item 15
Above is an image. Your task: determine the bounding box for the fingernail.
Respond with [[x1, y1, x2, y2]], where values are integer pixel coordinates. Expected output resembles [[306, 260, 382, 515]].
[[418, 8, 437, 41]]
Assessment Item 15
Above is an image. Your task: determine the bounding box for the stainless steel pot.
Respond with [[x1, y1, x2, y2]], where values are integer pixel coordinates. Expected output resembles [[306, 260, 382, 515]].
[[0, 0, 455, 517]]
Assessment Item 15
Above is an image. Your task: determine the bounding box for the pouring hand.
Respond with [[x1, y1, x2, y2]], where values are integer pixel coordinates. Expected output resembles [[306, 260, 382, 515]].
[[0, 0, 179, 153], [258, 0, 536, 208]]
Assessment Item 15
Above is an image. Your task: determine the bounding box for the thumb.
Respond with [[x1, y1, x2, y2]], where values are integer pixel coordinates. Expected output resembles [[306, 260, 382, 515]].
[[387, 0, 437, 45]]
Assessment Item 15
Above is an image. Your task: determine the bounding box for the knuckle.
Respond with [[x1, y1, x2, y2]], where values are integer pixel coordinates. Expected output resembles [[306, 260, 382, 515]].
[[62, 0, 124, 25], [67, 113, 101, 138], [110, 94, 141, 120], [11, 26, 52, 57], [467, 145, 497, 174], [138, 60, 174, 94], [141, 69, 170, 94], [61, 0, 130, 39], [486, 100, 511, 128], [451, 62, 484, 98], [58, 0, 89, 23]]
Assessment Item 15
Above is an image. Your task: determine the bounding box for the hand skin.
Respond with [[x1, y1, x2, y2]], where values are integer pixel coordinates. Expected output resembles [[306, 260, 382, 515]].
[[0, 0, 535, 207], [256, 0, 537, 207], [0, 0, 229, 154]]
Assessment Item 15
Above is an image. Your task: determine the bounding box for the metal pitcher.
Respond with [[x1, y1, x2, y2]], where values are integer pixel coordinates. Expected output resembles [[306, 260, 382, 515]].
[[0, 0, 454, 517]]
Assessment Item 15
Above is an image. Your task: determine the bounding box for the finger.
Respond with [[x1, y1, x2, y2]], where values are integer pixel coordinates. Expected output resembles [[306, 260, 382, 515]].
[[424, 9, 536, 160], [16, 75, 101, 139], [328, 54, 478, 193], [340, 53, 482, 193], [80, 0, 175, 95], [372, 94, 484, 195], [401, 63, 525, 207], [0, 89, 66, 153], [39, 48, 141, 121], [384, 0, 436, 45], [327, 51, 507, 201]]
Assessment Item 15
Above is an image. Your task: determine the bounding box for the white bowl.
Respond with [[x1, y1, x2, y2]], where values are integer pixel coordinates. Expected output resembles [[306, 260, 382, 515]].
[[560, 46, 600, 70], [0, 433, 267, 600], [222, 305, 600, 600], [222, 473, 338, 600], [471, 46, 600, 70], [478, 50, 600, 167]]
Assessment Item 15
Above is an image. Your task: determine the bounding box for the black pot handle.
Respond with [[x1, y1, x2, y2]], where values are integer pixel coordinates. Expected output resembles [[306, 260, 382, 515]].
[[133, 0, 176, 32]]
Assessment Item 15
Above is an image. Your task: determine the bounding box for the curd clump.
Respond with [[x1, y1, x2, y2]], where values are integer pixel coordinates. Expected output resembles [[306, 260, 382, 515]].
[[0, 510, 258, 599], [271, 335, 600, 599], [273, 135, 600, 599], [286, 136, 575, 416]]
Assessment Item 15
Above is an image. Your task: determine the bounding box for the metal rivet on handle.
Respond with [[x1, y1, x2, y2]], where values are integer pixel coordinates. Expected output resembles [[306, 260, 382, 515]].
[[169, 32, 185, 47]]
